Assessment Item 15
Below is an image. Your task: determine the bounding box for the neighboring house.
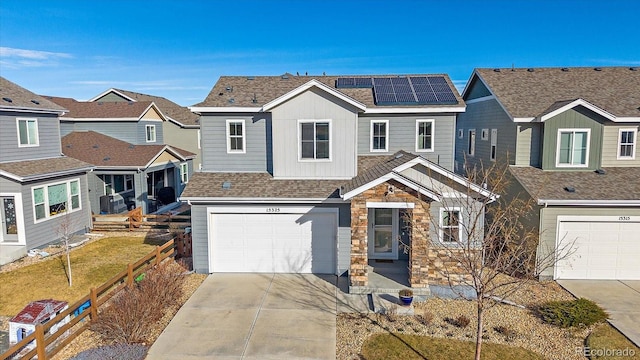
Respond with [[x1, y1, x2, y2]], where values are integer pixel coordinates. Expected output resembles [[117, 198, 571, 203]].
[[89, 88, 202, 170], [182, 74, 494, 294], [46, 96, 196, 214], [0, 77, 93, 265], [9, 299, 70, 346], [455, 66, 640, 281]]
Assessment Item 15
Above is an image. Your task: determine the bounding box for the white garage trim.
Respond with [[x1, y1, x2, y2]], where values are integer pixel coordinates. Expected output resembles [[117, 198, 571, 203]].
[[554, 215, 640, 280], [206, 206, 338, 274]]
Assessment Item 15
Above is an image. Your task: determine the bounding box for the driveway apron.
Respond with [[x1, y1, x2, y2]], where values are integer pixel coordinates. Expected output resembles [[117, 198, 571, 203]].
[[146, 273, 337, 360], [558, 280, 640, 347]]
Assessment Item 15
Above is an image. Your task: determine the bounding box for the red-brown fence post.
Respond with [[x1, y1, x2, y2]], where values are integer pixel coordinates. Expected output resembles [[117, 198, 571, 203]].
[[155, 246, 161, 265], [35, 324, 46, 360], [90, 287, 98, 320], [127, 263, 133, 286]]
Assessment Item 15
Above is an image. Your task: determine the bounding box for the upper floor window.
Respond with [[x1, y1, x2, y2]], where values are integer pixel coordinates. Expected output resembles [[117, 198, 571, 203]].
[[226, 119, 246, 154], [440, 208, 461, 243], [145, 125, 156, 142], [32, 179, 81, 222], [618, 128, 637, 160], [180, 163, 189, 183], [299, 120, 330, 160], [415, 119, 434, 152], [17, 118, 39, 147], [557, 129, 590, 167], [370, 120, 388, 152], [467, 129, 476, 156]]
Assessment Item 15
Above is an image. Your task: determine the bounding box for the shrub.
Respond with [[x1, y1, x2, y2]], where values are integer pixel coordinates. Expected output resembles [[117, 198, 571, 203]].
[[537, 298, 608, 328], [70, 344, 148, 360], [494, 325, 518, 341], [416, 312, 433, 326], [91, 260, 185, 344], [445, 315, 471, 328], [399, 289, 413, 297]]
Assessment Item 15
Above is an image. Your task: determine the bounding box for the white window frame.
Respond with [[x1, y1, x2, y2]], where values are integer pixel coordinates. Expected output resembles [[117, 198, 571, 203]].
[[467, 129, 476, 156], [439, 207, 462, 243], [458, 129, 463, 139], [298, 119, 332, 162], [556, 128, 591, 168], [415, 119, 435, 152], [145, 125, 156, 143], [490, 129, 497, 161], [370, 120, 389, 152], [17, 118, 39, 147], [32, 178, 82, 224], [481, 129, 489, 141], [100, 174, 133, 195], [197, 129, 201, 150], [617, 128, 637, 160], [226, 119, 246, 154], [180, 163, 189, 184]]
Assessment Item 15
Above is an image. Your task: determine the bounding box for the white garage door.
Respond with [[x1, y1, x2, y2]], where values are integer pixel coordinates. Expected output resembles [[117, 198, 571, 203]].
[[210, 211, 336, 273], [556, 219, 640, 280]]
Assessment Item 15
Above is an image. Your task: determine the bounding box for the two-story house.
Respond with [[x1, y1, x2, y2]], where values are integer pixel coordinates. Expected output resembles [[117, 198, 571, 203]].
[[0, 77, 93, 265], [455, 66, 640, 281], [89, 88, 202, 170], [46, 96, 196, 215], [182, 74, 495, 294]]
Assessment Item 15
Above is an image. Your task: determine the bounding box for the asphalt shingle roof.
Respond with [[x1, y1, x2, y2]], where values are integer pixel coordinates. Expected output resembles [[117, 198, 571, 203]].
[[341, 151, 418, 194], [194, 74, 464, 109], [509, 166, 640, 201], [475, 67, 640, 118], [62, 131, 195, 168], [0, 157, 93, 181], [109, 89, 199, 126], [46, 96, 156, 119], [0, 77, 66, 113]]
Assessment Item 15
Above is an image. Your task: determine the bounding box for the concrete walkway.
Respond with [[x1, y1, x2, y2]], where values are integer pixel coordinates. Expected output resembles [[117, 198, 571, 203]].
[[146, 273, 339, 360], [558, 280, 640, 347]]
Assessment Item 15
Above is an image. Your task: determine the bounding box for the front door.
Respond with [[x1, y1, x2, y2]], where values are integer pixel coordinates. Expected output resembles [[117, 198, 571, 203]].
[[368, 208, 398, 259], [0, 196, 19, 242]]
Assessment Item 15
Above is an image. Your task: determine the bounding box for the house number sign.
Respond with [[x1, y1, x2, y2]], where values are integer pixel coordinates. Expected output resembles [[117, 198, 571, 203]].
[[618, 216, 631, 221], [266, 207, 281, 213]]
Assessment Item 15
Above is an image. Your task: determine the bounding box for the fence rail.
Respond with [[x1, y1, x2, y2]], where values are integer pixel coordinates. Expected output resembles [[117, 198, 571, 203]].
[[0, 239, 176, 360], [92, 207, 191, 232]]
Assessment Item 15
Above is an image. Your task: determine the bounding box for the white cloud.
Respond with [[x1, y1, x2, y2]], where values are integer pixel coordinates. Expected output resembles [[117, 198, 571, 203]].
[[0, 47, 72, 60]]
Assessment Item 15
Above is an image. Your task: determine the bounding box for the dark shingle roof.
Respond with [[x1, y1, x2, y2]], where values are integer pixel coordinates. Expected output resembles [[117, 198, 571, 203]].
[[108, 89, 199, 126], [194, 74, 464, 109], [475, 67, 640, 118], [62, 131, 195, 168], [46, 96, 156, 119], [0, 157, 93, 181], [0, 77, 66, 113], [509, 166, 640, 201], [341, 151, 418, 194]]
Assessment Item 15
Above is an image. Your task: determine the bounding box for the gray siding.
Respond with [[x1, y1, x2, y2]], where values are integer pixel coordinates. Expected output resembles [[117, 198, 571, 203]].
[[601, 123, 640, 167], [357, 114, 456, 171], [191, 204, 209, 273], [541, 107, 604, 170], [465, 77, 492, 100], [455, 99, 516, 174], [1, 113, 62, 162], [200, 114, 268, 172], [21, 173, 92, 249], [60, 120, 164, 145], [429, 198, 484, 245], [515, 123, 542, 167], [137, 120, 164, 144], [163, 121, 201, 170], [270, 88, 358, 179], [537, 206, 640, 279], [96, 93, 129, 102], [0, 176, 22, 192]]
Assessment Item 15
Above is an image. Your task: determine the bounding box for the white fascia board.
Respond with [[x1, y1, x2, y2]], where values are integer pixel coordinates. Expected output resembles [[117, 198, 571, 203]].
[[0, 106, 66, 115], [540, 99, 616, 122], [366, 201, 415, 208], [513, 117, 536, 122], [59, 117, 139, 121], [0, 166, 95, 183], [189, 106, 262, 114], [364, 106, 466, 114], [179, 197, 344, 204], [166, 117, 200, 128], [615, 117, 640, 122], [537, 199, 640, 206], [143, 146, 189, 168], [262, 79, 367, 112], [88, 88, 135, 102], [341, 172, 440, 202], [139, 102, 168, 122]]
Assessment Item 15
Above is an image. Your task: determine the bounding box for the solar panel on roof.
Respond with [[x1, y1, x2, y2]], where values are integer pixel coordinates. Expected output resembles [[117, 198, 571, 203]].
[[336, 78, 355, 88], [336, 77, 373, 88], [409, 76, 430, 85], [355, 78, 373, 87], [435, 92, 458, 103], [415, 92, 438, 103], [427, 76, 448, 84]]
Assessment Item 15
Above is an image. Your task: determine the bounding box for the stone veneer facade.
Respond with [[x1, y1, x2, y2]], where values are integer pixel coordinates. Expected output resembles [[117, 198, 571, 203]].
[[349, 179, 476, 289]]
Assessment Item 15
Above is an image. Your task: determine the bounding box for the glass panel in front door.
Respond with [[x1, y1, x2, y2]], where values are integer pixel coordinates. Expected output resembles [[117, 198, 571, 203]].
[[371, 208, 398, 259], [1, 197, 19, 242]]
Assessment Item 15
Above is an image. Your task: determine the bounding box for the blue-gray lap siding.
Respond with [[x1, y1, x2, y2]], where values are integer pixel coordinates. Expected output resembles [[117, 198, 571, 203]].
[[60, 120, 164, 145], [0, 112, 62, 162], [11, 173, 91, 250], [357, 114, 457, 171], [199, 113, 270, 172], [190, 203, 351, 275]]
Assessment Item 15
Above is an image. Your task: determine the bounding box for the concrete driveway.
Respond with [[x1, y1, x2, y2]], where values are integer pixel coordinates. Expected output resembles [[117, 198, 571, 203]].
[[146, 273, 337, 360], [558, 280, 640, 347]]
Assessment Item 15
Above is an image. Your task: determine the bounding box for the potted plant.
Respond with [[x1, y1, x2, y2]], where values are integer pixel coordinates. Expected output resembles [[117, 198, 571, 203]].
[[399, 289, 414, 306]]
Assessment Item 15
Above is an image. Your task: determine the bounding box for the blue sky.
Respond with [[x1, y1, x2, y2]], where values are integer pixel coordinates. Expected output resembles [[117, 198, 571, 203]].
[[1, 0, 639, 106]]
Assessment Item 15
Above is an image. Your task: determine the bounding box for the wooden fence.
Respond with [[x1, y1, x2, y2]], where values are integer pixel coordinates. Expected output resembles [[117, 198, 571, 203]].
[[92, 207, 191, 232], [0, 240, 176, 360]]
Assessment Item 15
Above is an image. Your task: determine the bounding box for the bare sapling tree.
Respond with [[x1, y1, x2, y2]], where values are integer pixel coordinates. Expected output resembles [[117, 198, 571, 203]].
[[54, 206, 75, 287], [405, 159, 575, 360]]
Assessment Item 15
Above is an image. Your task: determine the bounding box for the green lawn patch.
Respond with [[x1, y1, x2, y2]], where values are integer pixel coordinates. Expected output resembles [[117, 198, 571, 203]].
[[0, 237, 158, 316], [586, 323, 640, 359], [361, 333, 544, 360]]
